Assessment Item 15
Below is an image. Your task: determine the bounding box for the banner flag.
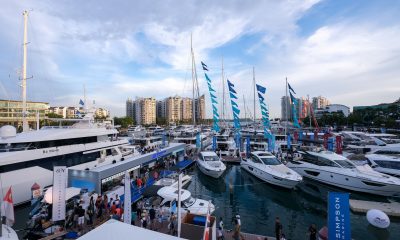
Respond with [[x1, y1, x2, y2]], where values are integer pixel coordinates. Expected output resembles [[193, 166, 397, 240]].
[[288, 83, 296, 94], [229, 92, 238, 99], [201, 61, 209, 71], [52, 166, 67, 222], [246, 137, 251, 157], [196, 133, 201, 149], [287, 133, 291, 150], [123, 171, 132, 224], [79, 99, 84, 105], [212, 136, 217, 151], [256, 84, 266, 94], [328, 192, 351, 240]]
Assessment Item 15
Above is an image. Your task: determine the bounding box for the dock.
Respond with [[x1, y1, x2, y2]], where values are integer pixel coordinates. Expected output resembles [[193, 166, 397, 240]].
[[222, 230, 275, 240], [349, 199, 400, 217]]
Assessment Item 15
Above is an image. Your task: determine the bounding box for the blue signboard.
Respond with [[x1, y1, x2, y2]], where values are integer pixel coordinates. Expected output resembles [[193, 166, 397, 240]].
[[267, 138, 273, 152], [196, 133, 201, 149], [328, 137, 334, 151], [162, 131, 166, 147], [287, 133, 291, 150], [246, 137, 250, 157], [298, 131, 303, 144], [212, 136, 217, 151], [328, 192, 351, 240], [235, 133, 241, 150], [151, 150, 167, 160]]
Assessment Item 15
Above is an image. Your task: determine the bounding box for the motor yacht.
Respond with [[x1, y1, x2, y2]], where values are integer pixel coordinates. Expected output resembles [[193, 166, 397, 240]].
[[241, 151, 302, 189], [153, 172, 193, 188], [286, 151, 400, 197], [197, 151, 226, 178], [0, 112, 130, 205], [348, 153, 400, 177]]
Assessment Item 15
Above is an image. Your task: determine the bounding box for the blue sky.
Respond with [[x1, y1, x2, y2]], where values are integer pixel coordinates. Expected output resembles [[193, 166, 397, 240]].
[[0, 0, 399, 118]]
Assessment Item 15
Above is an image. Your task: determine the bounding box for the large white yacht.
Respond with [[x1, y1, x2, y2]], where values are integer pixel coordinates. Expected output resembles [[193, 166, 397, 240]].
[[241, 151, 302, 189], [0, 112, 130, 205], [197, 151, 226, 178], [286, 151, 400, 197], [348, 153, 400, 177], [215, 133, 236, 156]]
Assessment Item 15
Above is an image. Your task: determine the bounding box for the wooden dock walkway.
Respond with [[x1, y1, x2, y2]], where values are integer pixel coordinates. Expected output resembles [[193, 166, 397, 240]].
[[350, 199, 400, 217]]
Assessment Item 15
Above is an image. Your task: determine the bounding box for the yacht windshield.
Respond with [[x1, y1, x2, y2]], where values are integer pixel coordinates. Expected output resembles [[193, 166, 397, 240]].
[[259, 157, 281, 165], [334, 160, 356, 169], [375, 160, 400, 170], [204, 156, 219, 161], [183, 197, 196, 207]]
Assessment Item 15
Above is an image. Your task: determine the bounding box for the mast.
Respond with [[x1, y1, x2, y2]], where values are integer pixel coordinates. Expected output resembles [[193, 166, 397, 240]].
[[243, 94, 247, 128], [253, 67, 256, 125], [308, 94, 311, 128], [221, 56, 225, 126], [285, 77, 288, 135], [191, 33, 196, 126], [22, 10, 29, 132]]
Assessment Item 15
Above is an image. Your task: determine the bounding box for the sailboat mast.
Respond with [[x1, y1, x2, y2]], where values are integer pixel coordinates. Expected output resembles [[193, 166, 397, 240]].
[[243, 94, 247, 128], [221, 56, 225, 126], [285, 77, 288, 135], [308, 94, 311, 128], [22, 10, 29, 132], [191, 34, 196, 126], [253, 67, 256, 124]]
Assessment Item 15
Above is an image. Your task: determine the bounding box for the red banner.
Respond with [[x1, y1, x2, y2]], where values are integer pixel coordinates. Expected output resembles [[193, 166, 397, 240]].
[[336, 136, 343, 154]]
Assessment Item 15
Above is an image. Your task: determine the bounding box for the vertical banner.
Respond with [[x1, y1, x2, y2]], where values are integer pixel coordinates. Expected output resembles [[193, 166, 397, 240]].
[[267, 138, 273, 152], [196, 133, 201, 149], [336, 136, 343, 154], [177, 173, 182, 237], [246, 137, 251, 157], [162, 131, 166, 147], [323, 134, 329, 149], [328, 192, 351, 240], [123, 171, 131, 224], [298, 130, 303, 144], [52, 166, 67, 222], [328, 137, 334, 151], [293, 131, 298, 142], [235, 133, 241, 150], [212, 135, 217, 151], [287, 133, 291, 150], [314, 130, 318, 142]]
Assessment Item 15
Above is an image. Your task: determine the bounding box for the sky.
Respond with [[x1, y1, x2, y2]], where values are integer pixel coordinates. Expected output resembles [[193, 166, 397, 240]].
[[0, 0, 399, 118]]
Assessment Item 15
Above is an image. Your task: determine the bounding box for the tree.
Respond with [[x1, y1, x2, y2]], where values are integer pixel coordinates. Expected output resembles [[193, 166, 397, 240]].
[[47, 112, 63, 118], [114, 117, 133, 128]]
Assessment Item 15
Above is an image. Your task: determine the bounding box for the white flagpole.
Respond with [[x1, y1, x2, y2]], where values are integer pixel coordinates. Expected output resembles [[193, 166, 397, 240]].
[[177, 173, 182, 238]]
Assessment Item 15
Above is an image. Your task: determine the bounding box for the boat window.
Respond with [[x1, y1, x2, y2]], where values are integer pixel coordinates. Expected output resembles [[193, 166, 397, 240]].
[[204, 156, 219, 161], [374, 150, 400, 155], [334, 160, 356, 169], [374, 160, 400, 170], [183, 197, 196, 208], [259, 157, 281, 165], [250, 155, 263, 164], [302, 154, 337, 167]]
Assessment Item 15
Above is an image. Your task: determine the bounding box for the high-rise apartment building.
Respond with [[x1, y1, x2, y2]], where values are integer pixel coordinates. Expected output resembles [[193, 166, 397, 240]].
[[156, 100, 166, 120], [141, 97, 156, 125], [126, 98, 135, 121], [181, 97, 193, 121], [165, 96, 182, 123], [195, 94, 206, 121], [281, 96, 292, 121], [312, 96, 330, 110]]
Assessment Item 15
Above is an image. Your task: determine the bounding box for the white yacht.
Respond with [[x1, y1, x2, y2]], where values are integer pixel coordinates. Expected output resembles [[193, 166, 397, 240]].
[[241, 151, 302, 189], [153, 173, 192, 188], [147, 125, 165, 136], [173, 133, 210, 152], [126, 125, 146, 138], [215, 133, 236, 156], [341, 131, 400, 152], [157, 186, 215, 215], [197, 151, 226, 178], [286, 151, 400, 197], [0, 112, 130, 205], [132, 135, 164, 150], [348, 153, 400, 177]]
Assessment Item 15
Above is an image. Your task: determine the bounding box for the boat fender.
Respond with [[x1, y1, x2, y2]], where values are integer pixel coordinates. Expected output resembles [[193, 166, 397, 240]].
[[366, 209, 390, 228]]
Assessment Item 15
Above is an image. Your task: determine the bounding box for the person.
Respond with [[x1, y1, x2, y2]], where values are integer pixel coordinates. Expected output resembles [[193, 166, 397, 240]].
[[168, 212, 176, 235], [275, 217, 283, 240], [232, 219, 243, 240], [153, 170, 159, 180], [115, 194, 120, 208], [281, 233, 287, 240], [77, 205, 85, 230], [111, 202, 117, 215], [137, 177, 143, 189], [217, 226, 224, 240], [141, 210, 148, 228], [219, 217, 224, 231], [308, 224, 317, 240], [149, 205, 156, 230], [103, 195, 109, 214], [87, 196, 95, 225]]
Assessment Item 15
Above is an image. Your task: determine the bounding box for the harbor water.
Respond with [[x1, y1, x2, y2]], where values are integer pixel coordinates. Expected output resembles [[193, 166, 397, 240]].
[[13, 164, 400, 240], [186, 164, 400, 240]]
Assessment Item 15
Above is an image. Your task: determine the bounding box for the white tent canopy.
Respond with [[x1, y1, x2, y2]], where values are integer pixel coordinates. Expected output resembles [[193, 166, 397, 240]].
[[77, 219, 185, 240], [43, 187, 81, 204]]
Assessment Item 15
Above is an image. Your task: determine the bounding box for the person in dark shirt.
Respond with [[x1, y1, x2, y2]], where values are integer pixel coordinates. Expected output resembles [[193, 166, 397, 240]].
[[275, 217, 282, 240], [308, 224, 317, 240], [149, 205, 156, 230]]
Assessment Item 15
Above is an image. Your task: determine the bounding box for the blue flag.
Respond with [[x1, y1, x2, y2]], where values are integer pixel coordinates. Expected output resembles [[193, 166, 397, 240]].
[[212, 136, 217, 151], [79, 99, 84, 105], [288, 83, 296, 94], [287, 133, 291, 150], [328, 192, 351, 240], [196, 133, 201, 149], [201, 61, 208, 71], [246, 137, 251, 157], [256, 84, 266, 94]]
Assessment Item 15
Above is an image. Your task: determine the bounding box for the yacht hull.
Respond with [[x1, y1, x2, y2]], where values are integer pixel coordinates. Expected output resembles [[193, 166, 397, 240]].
[[197, 162, 225, 178], [241, 162, 300, 189], [288, 164, 400, 197]]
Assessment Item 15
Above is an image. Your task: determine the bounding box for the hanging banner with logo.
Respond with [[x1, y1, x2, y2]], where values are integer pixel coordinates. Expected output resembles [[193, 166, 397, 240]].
[[123, 171, 132, 224], [212, 135, 217, 151], [287, 133, 291, 150], [328, 137, 334, 151], [328, 192, 351, 240], [162, 131, 166, 147], [336, 136, 343, 154], [196, 132, 201, 149], [52, 166, 67, 222], [246, 137, 251, 157]]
